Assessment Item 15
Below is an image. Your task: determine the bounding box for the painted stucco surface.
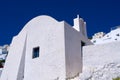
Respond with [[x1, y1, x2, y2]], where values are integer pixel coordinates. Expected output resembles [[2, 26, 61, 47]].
[[80, 41, 120, 80], [83, 41, 120, 67], [0, 15, 91, 80], [64, 22, 91, 79], [24, 16, 66, 80]]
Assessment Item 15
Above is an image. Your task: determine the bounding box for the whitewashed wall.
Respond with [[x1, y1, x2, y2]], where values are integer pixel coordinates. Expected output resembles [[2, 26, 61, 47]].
[[0, 15, 91, 80], [83, 41, 120, 67]]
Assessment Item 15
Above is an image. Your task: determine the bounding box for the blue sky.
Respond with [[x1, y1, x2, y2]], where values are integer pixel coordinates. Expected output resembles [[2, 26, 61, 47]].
[[0, 0, 120, 45]]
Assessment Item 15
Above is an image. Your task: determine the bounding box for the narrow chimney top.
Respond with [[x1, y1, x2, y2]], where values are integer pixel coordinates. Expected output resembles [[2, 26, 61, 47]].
[[77, 14, 79, 18]]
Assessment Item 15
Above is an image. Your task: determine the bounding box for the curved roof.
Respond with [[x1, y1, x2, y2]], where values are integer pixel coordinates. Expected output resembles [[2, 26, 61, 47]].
[[18, 15, 60, 35], [27, 15, 59, 24]]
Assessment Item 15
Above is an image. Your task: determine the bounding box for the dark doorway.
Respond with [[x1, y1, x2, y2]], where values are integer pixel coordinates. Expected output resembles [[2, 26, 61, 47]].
[[81, 41, 85, 57]]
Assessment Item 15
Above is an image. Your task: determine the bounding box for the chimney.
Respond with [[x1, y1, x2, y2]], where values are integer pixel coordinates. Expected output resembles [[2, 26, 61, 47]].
[[73, 15, 87, 37]]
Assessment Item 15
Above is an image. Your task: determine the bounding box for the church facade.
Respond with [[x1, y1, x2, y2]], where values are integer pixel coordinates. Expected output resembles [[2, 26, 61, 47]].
[[0, 15, 91, 80]]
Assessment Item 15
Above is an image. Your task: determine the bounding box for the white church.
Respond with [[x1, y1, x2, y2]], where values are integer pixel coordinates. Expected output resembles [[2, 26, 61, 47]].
[[1, 15, 120, 80], [0, 15, 92, 80]]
